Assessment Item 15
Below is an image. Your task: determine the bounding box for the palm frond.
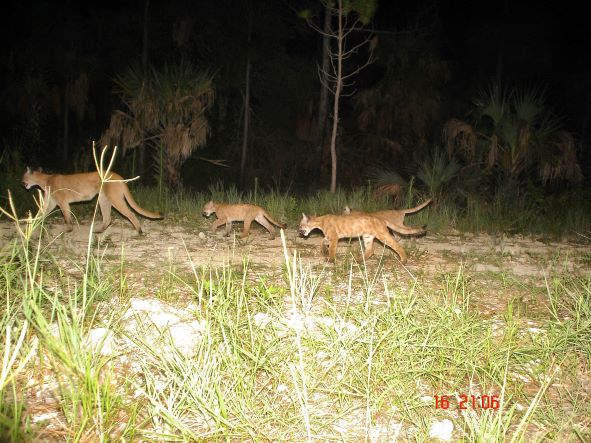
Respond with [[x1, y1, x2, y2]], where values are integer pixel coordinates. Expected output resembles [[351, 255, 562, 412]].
[[539, 131, 582, 184], [442, 118, 477, 160], [368, 166, 408, 188], [103, 61, 215, 187], [416, 147, 460, 195], [513, 86, 545, 124], [473, 83, 509, 127]]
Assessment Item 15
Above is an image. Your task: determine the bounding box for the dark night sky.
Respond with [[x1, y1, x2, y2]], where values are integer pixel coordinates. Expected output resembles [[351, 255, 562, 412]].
[[386, 0, 591, 123], [16, 4, 589, 103], [4, 0, 589, 103], [2, 0, 590, 181]]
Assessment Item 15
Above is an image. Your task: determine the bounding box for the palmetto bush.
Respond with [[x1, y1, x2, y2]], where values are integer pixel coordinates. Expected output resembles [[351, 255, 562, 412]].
[[365, 146, 460, 205], [443, 83, 582, 185], [367, 166, 408, 201], [355, 35, 452, 165], [102, 62, 215, 188], [416, 148, 460, 197]]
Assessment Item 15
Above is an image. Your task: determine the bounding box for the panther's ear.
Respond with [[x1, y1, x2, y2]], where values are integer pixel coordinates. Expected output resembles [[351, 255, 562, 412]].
[[301, 213, 308, 222], [38, 166, 43, 172], [26, 166, 31, 173]]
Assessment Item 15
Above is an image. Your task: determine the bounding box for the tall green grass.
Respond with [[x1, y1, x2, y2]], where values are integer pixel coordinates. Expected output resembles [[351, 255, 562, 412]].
[[119, 181, 591, 239], [1, 194, 590, 440], [0, 149, 589, 440], [4, 148, 591, 239]]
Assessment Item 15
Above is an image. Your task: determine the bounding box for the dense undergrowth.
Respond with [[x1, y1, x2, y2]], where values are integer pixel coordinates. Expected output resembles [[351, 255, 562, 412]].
[[124, 181, 591, 241], [0, 175, 590, 440]]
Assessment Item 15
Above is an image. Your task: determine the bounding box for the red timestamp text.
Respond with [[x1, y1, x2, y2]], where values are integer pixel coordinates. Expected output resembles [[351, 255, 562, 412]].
[[434, 394, 500, 410]]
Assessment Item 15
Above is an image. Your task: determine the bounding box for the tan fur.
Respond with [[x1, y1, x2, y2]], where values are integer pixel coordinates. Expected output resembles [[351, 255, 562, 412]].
[[202, 200, 286, 239], [298, 213, 408, 264], [343, 199, 431, 237], [22, 167, 162, 234]]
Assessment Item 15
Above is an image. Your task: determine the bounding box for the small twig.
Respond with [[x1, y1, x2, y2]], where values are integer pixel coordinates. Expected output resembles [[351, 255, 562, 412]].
[[196, 157, 228, 168]]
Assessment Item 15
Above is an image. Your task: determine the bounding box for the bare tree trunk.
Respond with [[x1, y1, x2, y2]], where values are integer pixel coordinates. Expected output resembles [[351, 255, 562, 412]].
[[139, 0, 150, 174], [309, 0, 375, 192], [329, 1, 344, 193], [329, 98, 339, 192], [316, 6, 331, 184], [240, 10, 252, 187], [164, 157, 182, 189], [63, 87, 69, 163], [240, 56, 251, 186]]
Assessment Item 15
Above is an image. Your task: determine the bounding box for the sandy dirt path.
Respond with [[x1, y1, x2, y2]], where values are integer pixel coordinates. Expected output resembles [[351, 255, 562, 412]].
[[1, 216, 589, 283]]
